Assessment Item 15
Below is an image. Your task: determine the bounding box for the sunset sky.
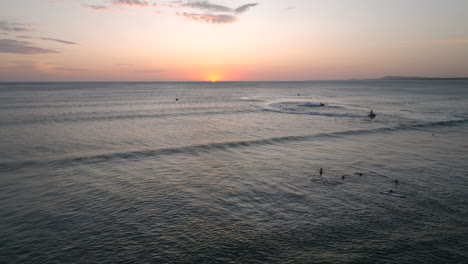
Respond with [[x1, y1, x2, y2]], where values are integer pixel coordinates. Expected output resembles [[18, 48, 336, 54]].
[[1, 0, 467, 81]]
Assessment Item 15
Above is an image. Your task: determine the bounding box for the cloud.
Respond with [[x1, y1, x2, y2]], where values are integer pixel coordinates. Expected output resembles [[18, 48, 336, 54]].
[[177, 12, 237, 24], [53, 67, 87, 71], [0, 39, 59, 54], [41, 37, 78, 45], [79, 0, 258, 24], [17, 35, 32, 39], [174, 1, 258, 24], [85, 4, 109, 10], [0, 19, 33, 33], [234, 3, 258, 14], [182, 1, 232, 12], [112, 0, 150, 6]]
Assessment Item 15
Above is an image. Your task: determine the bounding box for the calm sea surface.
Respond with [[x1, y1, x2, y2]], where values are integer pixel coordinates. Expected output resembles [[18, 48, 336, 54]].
[[1, 81, 467, 263]]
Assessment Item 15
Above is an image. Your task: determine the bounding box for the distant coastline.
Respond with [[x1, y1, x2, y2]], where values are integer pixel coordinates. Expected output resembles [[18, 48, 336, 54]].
[[377, 76, 468, 80]]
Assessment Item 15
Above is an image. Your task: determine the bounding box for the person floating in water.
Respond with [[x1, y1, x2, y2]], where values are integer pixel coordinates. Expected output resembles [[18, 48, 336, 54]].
[[394, 179, 399, 185], [319, 102, 324, 106], [342, 175, 345, 180], [369, 109, 376, 118], [319, 168, 323, 176]]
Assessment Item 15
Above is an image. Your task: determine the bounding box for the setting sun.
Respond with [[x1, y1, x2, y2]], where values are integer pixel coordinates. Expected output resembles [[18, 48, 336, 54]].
[[206, 73, 222, 82]]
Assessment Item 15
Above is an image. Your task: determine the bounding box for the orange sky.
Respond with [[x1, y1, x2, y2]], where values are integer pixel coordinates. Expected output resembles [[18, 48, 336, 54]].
[[1, 0, 468, 81]]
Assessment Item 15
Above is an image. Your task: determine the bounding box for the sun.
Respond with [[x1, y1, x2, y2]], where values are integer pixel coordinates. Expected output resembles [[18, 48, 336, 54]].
[[206, 73, 221, 82]]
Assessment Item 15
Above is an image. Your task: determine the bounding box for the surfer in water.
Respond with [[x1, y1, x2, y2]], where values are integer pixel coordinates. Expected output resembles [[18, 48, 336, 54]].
[[369, 109, 376, 118], [319, 168, 323, 176]]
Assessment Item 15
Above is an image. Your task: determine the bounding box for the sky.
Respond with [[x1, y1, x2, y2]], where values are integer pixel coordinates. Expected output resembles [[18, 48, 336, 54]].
[[0, 0, 467, 81]]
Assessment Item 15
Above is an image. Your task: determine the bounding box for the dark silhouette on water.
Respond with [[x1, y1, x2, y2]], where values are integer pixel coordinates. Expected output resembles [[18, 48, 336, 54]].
[[342, 175, 345, 180], [369, 110, 376, 118], [319, 102, 325, 106], [319, 168, 323, 176], [394, 179, 399, 185]]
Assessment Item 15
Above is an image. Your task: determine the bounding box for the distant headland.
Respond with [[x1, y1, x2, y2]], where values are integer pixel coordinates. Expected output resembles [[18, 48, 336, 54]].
[[378, 76, 468, 80]]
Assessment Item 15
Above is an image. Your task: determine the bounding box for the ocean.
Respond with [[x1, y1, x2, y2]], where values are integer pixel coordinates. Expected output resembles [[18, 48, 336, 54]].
[[0, 81, 467, 263]]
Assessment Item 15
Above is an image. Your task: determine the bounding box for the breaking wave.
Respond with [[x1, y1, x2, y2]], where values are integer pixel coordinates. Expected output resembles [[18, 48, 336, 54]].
[[2, 118, 467, 172]]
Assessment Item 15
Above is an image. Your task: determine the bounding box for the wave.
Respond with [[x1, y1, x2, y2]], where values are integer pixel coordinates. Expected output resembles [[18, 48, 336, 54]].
[[0, 99, 247, 110], [300, 102, 326, 107], [2, 118, 467, 172], [266, 101, 361, 117], [0, 109, 261, 127], [265, 108, 363, 118]]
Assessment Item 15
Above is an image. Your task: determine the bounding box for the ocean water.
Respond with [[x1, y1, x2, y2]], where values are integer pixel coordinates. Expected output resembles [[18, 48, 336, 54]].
[[0, 81, 467, 263]]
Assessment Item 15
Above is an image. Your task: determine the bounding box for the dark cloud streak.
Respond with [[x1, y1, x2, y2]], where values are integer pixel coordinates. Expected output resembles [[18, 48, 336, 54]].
[[175, 1, 258, 24], [177, 13, 237, 24], [183, 1, 232, 12], [234, 3, 258, 14], [41, 37, 77, 45], [112, 0, 149, 6], [0, 19, 32, 33], [85, 5, 109, 10], [0, 39, 59, 54]]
